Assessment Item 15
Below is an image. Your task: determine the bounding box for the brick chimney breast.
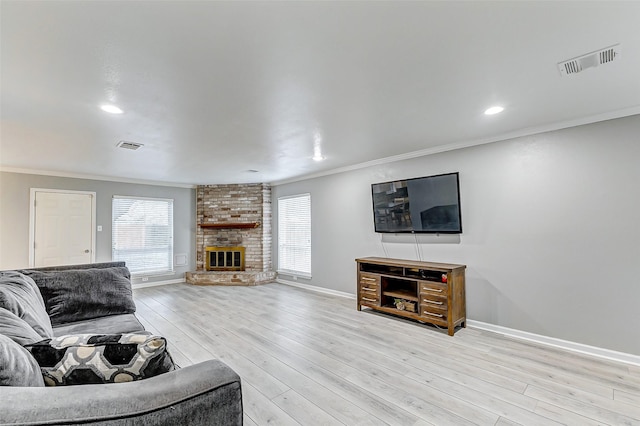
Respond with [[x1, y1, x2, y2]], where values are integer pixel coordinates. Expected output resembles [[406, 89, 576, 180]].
[[195, 183, 273, 274]]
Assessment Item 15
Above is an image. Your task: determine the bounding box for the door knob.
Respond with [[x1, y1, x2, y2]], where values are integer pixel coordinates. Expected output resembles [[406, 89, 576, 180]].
[[84, 249, 90, 253]]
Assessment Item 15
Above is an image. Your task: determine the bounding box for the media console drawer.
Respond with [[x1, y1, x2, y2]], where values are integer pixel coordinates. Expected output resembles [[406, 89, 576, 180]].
[[420, 294, 447, 308], [419, 281, 447, 294], [356, 257, 466, 336], [360, 294, 380, 307], [421, 307, 448, 324], [359, 274, 380, 286]]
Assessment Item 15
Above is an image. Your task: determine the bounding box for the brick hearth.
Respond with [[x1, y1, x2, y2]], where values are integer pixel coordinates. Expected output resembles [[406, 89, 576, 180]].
[[186, 270, 276, 286]]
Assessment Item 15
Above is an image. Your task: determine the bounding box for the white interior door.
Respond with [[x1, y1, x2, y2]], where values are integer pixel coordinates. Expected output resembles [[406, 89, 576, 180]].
[[32, 190, 95, 267]]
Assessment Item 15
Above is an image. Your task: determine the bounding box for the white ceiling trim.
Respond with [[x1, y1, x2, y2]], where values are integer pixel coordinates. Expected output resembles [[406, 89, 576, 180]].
[[0, 167, 197, 189], [3, 106, 639, 189], [272, 105, 640, 186]]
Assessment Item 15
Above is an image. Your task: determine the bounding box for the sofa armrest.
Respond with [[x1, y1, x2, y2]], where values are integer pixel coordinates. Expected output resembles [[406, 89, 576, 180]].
[[0, 360, 242, 426]]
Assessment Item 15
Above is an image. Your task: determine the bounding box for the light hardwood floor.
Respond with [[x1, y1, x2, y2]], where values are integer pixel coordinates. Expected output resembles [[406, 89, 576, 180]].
[[133, 283, 640, 426]]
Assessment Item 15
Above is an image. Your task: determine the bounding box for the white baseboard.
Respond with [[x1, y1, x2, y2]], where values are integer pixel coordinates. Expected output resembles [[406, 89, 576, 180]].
[[467, 320, 640, 367], [272, 282, 640, 366], [276, 278, 356, 299], [147, 276, 638, 366], [132, 278, 184, 289]]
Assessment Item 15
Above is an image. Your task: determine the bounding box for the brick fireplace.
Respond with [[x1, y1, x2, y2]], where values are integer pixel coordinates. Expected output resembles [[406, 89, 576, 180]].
[[186, 183, 277, 286]]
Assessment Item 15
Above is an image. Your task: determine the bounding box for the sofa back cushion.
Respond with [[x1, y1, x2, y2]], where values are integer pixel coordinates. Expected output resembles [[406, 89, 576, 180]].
[[0, 308, 44, 345], [0, 333, 45, 387], [20, 267, 136, 326], [0, 271, 54, 339]]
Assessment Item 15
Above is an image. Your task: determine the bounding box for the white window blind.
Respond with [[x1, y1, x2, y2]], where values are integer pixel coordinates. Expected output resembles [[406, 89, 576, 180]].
[[112, 196, 174, 275], [278, 194, 311, 277]]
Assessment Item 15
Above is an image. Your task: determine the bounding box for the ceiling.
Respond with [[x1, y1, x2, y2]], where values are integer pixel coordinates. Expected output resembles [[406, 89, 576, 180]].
[[1, 1, 640, 186]]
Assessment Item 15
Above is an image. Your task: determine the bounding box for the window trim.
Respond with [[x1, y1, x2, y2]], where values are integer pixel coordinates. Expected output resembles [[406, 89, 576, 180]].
[[277, 193, 312, 278], [112, 195, 174, 276]]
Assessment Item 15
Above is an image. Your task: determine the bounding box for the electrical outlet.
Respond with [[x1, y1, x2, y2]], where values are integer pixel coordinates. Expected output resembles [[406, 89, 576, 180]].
[[141, 277, 149, 282], [97, 225, 103, 232]]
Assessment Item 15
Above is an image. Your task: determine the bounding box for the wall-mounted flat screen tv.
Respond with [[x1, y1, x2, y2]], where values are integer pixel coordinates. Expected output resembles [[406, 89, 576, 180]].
[[371, 172, 462, 234]]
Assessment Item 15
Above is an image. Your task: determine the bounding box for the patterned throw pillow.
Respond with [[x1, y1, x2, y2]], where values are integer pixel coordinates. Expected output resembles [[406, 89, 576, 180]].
[[26, 333, 175, 386]]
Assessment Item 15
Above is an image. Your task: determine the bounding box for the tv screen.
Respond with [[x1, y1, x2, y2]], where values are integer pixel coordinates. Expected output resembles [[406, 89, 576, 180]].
[[371, 172, 462, 234]]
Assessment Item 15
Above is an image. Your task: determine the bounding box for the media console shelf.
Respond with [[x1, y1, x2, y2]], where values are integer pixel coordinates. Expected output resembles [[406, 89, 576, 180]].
[[356, 257, 466, 336]]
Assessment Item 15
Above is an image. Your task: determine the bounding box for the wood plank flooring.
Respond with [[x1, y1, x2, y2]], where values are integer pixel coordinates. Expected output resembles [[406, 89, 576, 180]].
[[133, 283, 640, 426]]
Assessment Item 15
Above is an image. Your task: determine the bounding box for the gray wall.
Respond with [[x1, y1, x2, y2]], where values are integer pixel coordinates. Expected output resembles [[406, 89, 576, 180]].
[[0, 172, 196, 285], [272, 115, 640, 355]]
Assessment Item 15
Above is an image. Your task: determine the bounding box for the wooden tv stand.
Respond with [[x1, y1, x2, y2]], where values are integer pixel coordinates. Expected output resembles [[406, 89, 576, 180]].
[[356, 257, 466, 336]]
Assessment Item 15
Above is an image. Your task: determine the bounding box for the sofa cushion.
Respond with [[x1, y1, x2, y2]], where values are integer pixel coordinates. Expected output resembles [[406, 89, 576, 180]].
[[20, 267, 136, 326], [0, 308, 43, 345], [0, 333, 45, 387], [0, 271, 54, 339], [53, 313, 146, 336], [27, 333, 175, 386]]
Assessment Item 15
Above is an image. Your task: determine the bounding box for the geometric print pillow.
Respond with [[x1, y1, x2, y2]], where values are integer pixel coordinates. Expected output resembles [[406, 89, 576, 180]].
[[26, 333, 175, 386]]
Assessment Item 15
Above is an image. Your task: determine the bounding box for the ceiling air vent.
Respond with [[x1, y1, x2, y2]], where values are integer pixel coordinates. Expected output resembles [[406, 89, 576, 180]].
[[558, 44, 621, 76], [116, 140, 143, 150]]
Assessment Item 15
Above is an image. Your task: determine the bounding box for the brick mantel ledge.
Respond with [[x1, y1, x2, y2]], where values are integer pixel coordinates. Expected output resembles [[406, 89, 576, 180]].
[[198, 222, 260, 229]]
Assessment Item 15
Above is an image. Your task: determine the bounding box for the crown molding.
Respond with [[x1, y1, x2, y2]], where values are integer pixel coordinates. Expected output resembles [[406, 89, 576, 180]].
[[3, 106, 638, 189], [271, 106, 640, 186], [0, 166, 197, 189]]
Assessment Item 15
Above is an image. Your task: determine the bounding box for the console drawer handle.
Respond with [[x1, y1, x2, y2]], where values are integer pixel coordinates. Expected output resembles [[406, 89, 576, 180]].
[[423, 299, 443, 305], [423, 311, 444, 318], [362, 287, 376, 292], [361, 277, 377, 282], [362, 297, 377, 302], [423, 287, 443, 293]]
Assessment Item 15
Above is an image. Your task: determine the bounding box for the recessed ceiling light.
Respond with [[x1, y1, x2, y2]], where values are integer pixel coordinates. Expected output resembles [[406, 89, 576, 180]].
[[312, 132, 325, 161], [484, 106, 504, 115], [100, 104, 123, 114]]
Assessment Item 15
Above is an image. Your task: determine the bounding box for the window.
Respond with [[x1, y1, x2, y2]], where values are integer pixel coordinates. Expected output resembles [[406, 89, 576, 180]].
[[278, 193, 311, 277], [112, 196, 174, 275]]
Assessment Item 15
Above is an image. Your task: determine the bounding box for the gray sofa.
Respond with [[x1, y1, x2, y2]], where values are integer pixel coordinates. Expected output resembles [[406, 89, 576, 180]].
[[0, 262, 242, 426]]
